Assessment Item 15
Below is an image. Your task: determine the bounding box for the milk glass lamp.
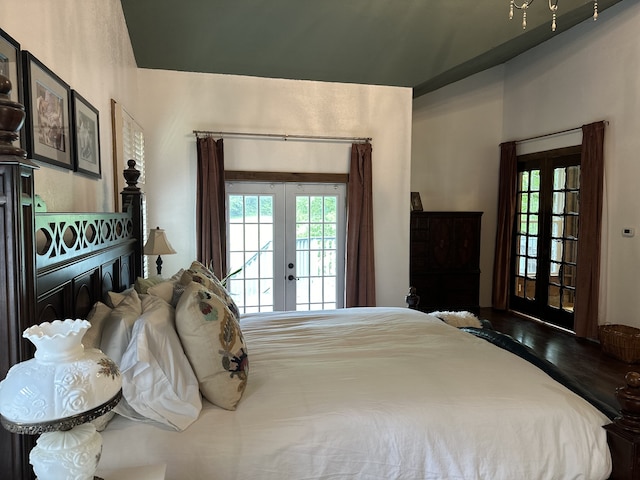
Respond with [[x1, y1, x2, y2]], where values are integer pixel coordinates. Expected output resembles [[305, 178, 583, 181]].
[[144, 226, 176, 275], [0, 319, 122, 480]]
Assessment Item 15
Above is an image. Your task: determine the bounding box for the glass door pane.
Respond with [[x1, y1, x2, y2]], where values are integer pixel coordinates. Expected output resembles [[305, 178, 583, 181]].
[[226, 183, 285, 313], [514, 169, 540, 302], [547, 165, 579, 313], [285, 184, 345, 311]]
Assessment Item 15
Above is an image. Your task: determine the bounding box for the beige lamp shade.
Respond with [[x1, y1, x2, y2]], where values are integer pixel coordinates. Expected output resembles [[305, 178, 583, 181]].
[[144, 227, 176, 275], [144, 227, 176, 255]]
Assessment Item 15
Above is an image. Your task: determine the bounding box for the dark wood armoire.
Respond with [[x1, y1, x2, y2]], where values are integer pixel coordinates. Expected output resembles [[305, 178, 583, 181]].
[[409, 211, 482, 313]]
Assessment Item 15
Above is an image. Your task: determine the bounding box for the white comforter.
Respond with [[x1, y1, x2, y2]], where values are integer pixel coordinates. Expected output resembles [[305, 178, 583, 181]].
[[99, 307, 612, 480]]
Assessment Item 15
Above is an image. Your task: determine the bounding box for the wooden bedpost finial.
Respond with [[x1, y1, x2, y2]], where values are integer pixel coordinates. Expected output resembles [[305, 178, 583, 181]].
[[0, 74, 27, 158], [122, 159, 141, 192], [613, 371, 640, 433]]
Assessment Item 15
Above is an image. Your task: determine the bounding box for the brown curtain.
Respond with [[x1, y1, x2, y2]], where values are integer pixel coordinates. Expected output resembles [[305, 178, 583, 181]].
[[491, 141, 518, 310], [196, 137, 227, 278], [345, 143, 376, 307], [574, 121, 605, 339]]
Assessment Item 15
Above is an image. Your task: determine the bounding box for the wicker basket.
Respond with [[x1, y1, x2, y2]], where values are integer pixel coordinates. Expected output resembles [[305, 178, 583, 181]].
[[599, 324, 640, 363]]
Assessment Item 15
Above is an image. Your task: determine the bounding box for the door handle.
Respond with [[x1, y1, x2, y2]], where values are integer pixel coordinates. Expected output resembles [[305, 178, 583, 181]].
[[287, 275, 297, 281]]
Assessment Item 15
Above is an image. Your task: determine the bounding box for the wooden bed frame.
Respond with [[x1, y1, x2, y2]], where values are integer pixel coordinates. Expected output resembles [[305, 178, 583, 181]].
[[0, 78, 144, 479], [1, 82, 640, 480]]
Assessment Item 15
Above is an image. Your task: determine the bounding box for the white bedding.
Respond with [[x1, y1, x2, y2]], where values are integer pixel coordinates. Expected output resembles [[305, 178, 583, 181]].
[[99, 307, 612, 480]]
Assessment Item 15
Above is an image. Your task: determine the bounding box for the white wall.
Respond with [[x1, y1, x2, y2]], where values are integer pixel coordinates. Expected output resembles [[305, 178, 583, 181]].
[[411, 67, 505, 307], [2, 2, 413, 307], [412, 0, 640, 327], [503, 0, 640, 328], [137, 69, 413, 307], [1, 0, 139, 212]]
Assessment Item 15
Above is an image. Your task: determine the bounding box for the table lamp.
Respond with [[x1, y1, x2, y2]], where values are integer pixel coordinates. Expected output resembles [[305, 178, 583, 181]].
[[0, 319, 122, 480], [144, 226, 176, 275]]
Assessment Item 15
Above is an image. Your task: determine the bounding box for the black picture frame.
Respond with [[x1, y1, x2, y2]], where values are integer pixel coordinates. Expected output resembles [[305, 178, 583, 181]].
[[71, 90, 101, 178], [22, 51, 73, 170], [0, 28, 23, 147]]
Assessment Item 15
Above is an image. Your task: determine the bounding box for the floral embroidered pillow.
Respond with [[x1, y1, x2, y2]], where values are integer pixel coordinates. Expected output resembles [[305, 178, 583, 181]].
[[180, 261, 241, 320], [175, 281, 248, 410]]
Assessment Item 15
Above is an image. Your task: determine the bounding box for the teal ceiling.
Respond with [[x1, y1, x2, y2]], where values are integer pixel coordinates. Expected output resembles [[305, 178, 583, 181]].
[[120, 0, 622, 98]]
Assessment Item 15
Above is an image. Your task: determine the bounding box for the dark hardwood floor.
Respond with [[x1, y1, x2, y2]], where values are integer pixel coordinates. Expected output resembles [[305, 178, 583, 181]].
[[479, 307, 635, 413]]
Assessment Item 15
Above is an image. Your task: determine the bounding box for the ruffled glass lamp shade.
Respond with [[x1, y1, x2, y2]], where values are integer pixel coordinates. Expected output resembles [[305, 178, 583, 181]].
[[0, 319, 122, 480]]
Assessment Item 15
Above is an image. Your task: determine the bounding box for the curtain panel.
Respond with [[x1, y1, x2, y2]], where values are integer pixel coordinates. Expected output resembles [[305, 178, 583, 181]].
[[491, 141, 518, 310], [346, 143, 376, 307], [196, 137, 227, 279], [574, 121, 605, 339]]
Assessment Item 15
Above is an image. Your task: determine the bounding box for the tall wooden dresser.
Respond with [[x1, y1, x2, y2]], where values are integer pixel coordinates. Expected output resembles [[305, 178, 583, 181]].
[[410, 211, 482, 313]]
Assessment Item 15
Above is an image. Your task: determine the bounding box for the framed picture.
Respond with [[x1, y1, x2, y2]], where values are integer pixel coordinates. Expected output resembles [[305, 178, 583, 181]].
[[22, 51, 73, 169], [0, 28, 20, 101], [71, 90, 101, 178], [0, 28, 22, 146], [411, 192, 423, 212]]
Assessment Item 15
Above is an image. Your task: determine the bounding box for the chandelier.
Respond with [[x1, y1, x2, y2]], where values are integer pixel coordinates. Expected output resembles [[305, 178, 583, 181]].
[[509, 0, 598, 31]]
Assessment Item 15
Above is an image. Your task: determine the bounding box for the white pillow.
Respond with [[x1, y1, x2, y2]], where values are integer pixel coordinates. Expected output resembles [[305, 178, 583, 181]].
[[117, 295, 202, 431], [83, 301, 112, 349], [134, 275, 164, 294], [146, 280, 175, 304], [105, 287, 135, 308], [142, 269, 185, 306], [176, 281, 248, 411], [84, 301, 117, 431], [99, 289, 142, 366]]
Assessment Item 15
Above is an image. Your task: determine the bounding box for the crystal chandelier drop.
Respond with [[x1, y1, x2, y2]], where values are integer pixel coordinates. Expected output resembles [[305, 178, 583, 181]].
[[509, 0, 599, 31]]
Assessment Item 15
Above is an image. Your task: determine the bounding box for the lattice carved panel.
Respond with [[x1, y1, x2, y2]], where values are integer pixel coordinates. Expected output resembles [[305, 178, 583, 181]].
[[35, 213, 134, 269]]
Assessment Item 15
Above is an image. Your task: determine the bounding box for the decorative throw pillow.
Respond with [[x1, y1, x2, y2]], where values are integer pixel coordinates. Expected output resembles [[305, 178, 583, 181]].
[[117, 295, 202, 431], [175, 281, 248, 410], [134, 275, 165, 294], [99, 289, 143, 366], [83, 301, 112, 349], [179, 261, 240, 319]]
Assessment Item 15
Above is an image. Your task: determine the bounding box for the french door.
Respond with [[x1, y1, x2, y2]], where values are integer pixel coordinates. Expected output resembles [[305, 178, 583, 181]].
[[510, 147, 581, 330], [225, 182, 346, 313]]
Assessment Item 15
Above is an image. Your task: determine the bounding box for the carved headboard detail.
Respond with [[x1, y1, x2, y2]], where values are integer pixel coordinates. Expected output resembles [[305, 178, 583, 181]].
[[34, 212, 139, 324], [0, 73, 144, 480]]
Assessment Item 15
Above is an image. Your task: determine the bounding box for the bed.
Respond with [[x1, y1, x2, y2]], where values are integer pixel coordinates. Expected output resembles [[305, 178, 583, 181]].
[[0, 117, 638, 480], [93, 305, 612, 480]]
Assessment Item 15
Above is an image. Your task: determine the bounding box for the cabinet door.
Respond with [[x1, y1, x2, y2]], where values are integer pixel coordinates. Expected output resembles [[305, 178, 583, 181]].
[[427, 216, 454, 269], [422, 214, 481, 271], [452, 215, 481, 270]]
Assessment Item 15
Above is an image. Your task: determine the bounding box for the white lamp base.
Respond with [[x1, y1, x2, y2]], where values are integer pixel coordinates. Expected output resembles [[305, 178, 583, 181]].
[[30, 423, 102, 480]]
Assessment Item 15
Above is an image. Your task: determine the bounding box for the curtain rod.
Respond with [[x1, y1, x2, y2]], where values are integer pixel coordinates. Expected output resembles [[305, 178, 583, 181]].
[[193, 130, 371, 143], [515, 120, 609, 144]]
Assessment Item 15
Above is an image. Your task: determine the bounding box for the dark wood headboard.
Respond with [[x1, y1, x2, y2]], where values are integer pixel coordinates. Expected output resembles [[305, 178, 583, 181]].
[[0, 80, 144, 479]]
